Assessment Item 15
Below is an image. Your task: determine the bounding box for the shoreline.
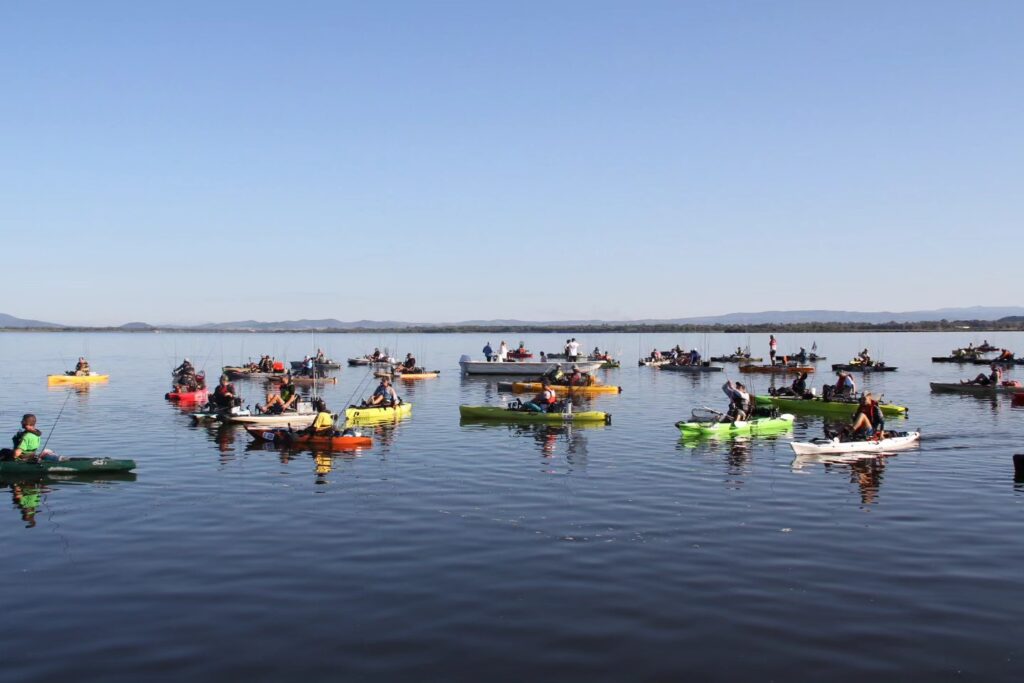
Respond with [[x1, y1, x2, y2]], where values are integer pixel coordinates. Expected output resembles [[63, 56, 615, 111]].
[[4, 320, 1024, 334]]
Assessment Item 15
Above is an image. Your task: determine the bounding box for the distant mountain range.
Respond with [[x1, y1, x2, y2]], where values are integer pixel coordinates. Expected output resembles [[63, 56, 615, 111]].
[[4, 306, 1024, 330]]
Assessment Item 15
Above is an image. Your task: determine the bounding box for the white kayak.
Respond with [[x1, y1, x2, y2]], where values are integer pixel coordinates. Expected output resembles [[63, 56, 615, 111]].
[[790, 431, 921, 456]]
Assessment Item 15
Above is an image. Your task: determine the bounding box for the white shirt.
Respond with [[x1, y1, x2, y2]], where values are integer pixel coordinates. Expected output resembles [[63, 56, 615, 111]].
[[568, 341, 580, 356], [498, 342, 508, 361]]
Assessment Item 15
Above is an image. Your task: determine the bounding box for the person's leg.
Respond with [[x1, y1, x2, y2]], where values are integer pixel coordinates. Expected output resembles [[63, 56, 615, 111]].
[[851, 413, 872, 435]]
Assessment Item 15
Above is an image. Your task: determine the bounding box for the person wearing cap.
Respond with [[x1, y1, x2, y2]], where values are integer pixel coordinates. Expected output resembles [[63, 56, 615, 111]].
[[259, 374, 298, 414], [722, 380, 752, 421], [173, 358, 200, 391], [398, 353, 419, 374], [212, 374, 238, 409], [365, 377, 400, 407], [963, 363, 1002, 386], [299, 398, 335, 436], [72, 357, 91, 376]]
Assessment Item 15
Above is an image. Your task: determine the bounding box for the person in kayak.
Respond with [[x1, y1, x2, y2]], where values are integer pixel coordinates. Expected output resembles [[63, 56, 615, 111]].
[[688, 348, 701, 365], [651, 349, 663, 361], [849, 393, 884, 439], [365, 377, 400, 407], [997, 349, 1015, 361], [523, 381, 558, 413], [315, 349, 326, 363], [856, 348, 872, 365], [963, 364, 1003, 386], [72, 357, 91, 376], [1, 414, 42, 461], [834, 370, 857, 398], [397, 353, 419, 374], [772, 372, 809, 397], [483, 342, 494, 361], [173, 358, 201, 391], [564, 365, 590, 388], [299, 399, 335, 436], [259, 375, 299, 414], [371, 348, 383, 361], [212, 375, 238, 409], [722, 380, 752, 422], [768, 335, 777, 365]]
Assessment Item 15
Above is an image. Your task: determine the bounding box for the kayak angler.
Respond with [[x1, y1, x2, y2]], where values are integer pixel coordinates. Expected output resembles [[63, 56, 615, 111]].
[[1, 414, 43, 461]]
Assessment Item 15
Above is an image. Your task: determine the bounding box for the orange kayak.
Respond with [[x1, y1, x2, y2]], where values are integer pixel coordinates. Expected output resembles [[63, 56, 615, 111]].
[[245, 427, 372, 449]]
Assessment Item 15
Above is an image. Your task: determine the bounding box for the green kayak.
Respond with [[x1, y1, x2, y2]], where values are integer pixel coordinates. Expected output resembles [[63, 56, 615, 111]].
[[676, 414, 794, 436], [755, 395, 908, 417], [0, 456, 137, 475], [459, 405, 611, 424]]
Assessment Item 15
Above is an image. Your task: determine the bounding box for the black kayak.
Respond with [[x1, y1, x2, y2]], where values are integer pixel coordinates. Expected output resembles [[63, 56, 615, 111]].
[[831, 363, 898, 372], [0, 453, 137, 475]]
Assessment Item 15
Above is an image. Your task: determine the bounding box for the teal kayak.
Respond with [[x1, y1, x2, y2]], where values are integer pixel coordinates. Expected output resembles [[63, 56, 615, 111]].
[[675, 414, 794, 437], [755, 395, 908, 417], [459, 405, 611, 424], [0, 455, 137, 475]]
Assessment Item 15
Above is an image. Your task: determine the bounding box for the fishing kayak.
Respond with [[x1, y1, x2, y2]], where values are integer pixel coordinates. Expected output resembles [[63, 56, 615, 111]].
[[348, 357, 396, 366], [710, 355, 763, 363], [831, 363, 897, 372], [932, 356, 982, 363], [639, 358, 671, 367], [755, 395, 908, 417], [224, 403, 317, 426], [374, 370, 440, 380], [165, 388, 208, 403], [459, 405, 611, 424], [48, 373, 109, 385], [223, 368, 287, 380], [191, 405, 252, 422], [245, 427, 372, 449], [501, 382, 622, 395], [790, 431, 921, 456], [344, 403, 413, 422], [970, 358, 1022, 366], [659, 364, 723, 373], [290, 360, 342, 370], [0, 455, 137, 474], [929, 382, 1023, 395], [676, 414, 794, 437], [267, 375, 337, 385], [739, 365, 814, 375]]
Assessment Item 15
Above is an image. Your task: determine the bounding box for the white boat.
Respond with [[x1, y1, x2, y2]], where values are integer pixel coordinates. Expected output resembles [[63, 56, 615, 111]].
[[223, 401, 316, 426], [790, 431, 921, 456], [459, 356, 604, 376]]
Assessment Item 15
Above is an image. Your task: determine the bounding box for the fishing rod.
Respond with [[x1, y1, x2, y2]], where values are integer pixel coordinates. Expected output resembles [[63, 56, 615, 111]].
[[39, 388, 74, 455]]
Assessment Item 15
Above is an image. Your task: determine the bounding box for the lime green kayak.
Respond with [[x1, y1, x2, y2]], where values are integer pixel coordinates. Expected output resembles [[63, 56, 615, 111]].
[[675, 414, 794, 436], [458, 405, 611, 424], [755, 395, 908, 417]]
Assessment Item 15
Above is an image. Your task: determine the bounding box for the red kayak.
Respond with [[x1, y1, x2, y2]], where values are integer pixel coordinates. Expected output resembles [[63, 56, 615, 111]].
[[245, 427, 372, 449], [1013, 392, 1024, 407], [166, 388, 209, 403]]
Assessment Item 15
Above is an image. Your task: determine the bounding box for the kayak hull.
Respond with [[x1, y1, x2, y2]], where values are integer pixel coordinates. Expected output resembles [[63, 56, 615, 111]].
[[756, 395, 908, 417], [374, 371, 440, 380], [344, 403, 413, 422], [710, 356, 763, 363], [790, 432, 920, 456], [48, 374, 109, 385], [0, 456, 136, 474], [506, 382, 621, 395], [929, 382, 1023, 395], [831, 364, 898, 372], [659, 364, 723, 373], [166, 389, 209, 403], [739, 365, 814, 375], [677, 414, 794, 437], [245, 427, 372, 449], [458, 406, 611, 424]]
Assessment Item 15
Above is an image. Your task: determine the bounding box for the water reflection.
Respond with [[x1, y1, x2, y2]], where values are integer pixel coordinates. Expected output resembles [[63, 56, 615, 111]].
[[791, 453, 887, 505], [242, 443, 364, 483], [459, 420, 597, 470], [1, 474, 136, 528]]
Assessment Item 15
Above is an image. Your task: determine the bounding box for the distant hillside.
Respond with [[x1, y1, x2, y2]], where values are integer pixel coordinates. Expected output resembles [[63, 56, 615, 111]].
[[195, 318, 411, 331], [0, 312, 62, 328], [120, 322, 156, 330]]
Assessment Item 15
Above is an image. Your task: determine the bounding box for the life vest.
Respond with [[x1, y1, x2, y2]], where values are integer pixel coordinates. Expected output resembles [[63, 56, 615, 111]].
[[543, 388, 557, 404]]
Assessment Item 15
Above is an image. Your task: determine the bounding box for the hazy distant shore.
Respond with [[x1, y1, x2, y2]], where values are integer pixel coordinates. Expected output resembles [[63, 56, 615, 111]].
[[4, 320, 1024, 334]]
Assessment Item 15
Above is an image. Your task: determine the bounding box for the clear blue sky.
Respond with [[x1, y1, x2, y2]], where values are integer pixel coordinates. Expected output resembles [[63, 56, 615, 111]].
[[2, 1, 1021, 325]]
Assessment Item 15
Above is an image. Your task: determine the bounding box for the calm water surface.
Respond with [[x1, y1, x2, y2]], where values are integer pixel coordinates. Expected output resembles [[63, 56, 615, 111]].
[[1, 331, 1023, 682]]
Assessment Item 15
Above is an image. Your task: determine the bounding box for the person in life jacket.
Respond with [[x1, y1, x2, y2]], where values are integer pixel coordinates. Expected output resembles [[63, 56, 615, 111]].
[[848, 393, 884, 439], [398, 353, 419, 374], [524, 381, 559, 413], [365, 377, 400, 407], [259, 375, 299, 414], [722, 380, 751, 422], [212, 375, 238, 409], [834, 370, 857, 398], [72, 357, 91, 376], [299, 398, 335, 436], [2, 414, 42, 461], [998, 349, 1015, 361]]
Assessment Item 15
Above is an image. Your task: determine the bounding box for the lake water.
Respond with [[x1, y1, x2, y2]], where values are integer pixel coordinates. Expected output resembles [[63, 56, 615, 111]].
[[1, 331, 1023, 682]]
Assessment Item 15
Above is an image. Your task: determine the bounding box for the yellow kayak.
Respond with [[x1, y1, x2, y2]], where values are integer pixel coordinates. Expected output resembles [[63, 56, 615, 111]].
[[510, 382, 621, 395], [48, 373, 109, 385], [344, 402, 412, 423], [374, 370, 440, 380]]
